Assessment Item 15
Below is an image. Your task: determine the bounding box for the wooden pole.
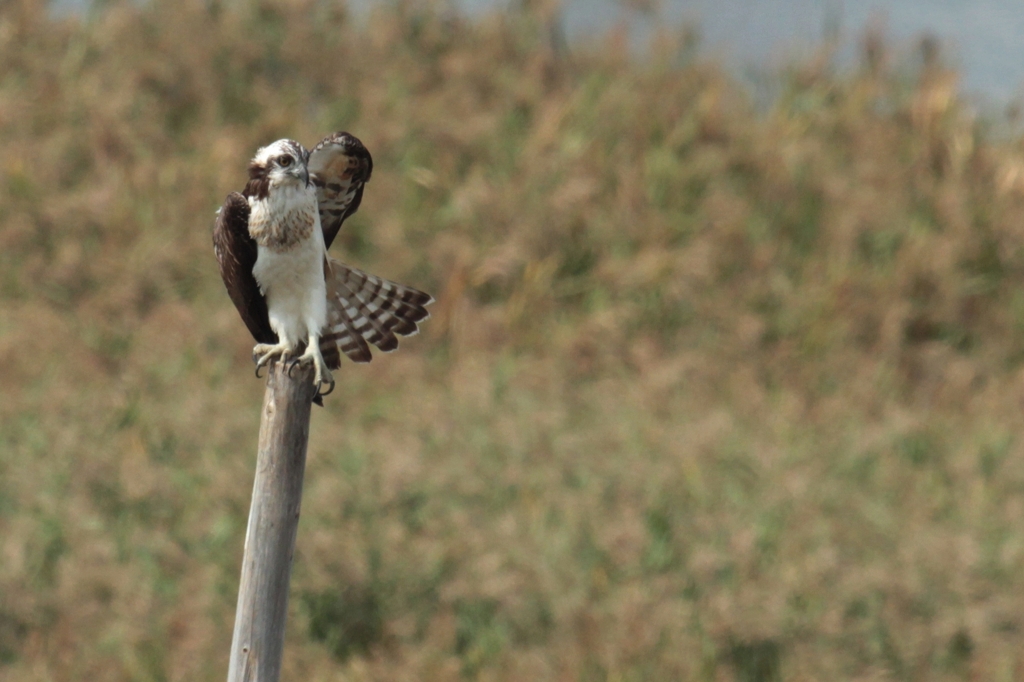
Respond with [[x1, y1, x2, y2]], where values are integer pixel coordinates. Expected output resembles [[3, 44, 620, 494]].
[[226, 360, 317, 682]]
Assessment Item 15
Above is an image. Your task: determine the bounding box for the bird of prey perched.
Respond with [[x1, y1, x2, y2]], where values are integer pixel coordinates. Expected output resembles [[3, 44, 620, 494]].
[[213, 132, 433, 402]]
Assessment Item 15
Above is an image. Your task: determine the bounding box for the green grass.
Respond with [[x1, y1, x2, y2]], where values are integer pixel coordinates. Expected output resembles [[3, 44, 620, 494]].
[[2, 1, 1024, 680]]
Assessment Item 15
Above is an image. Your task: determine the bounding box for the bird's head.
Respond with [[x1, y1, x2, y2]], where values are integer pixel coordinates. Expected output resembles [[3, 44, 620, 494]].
[[247, 139, 309, 195]]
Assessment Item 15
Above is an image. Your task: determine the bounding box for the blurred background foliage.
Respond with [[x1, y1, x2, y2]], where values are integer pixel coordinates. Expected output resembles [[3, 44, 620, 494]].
[[3, 0, 1024, 680]]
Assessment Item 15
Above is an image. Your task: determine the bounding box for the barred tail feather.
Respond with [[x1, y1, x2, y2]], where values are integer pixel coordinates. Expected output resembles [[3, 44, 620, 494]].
[[320, 258, 433, 368]]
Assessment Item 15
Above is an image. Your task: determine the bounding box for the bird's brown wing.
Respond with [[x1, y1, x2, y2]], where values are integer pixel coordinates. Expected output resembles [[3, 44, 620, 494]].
[[213, 192, 276, 344], [307, 132, 373, 251], [319, 258, 433, 369]]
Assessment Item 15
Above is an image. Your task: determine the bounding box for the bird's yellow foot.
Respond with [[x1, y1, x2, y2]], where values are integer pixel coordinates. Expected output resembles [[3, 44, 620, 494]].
[[294, 343, 335, 401], [252, 342, 293, 378]]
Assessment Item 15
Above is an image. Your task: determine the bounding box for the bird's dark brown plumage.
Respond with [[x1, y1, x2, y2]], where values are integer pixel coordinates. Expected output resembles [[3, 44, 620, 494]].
[[213, 192, 276, 345], [308, 131, 373, 251]]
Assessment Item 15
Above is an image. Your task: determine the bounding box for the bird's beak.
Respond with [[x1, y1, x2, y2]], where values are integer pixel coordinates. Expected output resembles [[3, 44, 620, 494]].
[[289, 166, 309, 186]]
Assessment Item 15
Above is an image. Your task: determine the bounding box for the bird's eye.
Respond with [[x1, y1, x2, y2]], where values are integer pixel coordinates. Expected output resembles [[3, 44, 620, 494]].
[[278, 155, 293, 167]]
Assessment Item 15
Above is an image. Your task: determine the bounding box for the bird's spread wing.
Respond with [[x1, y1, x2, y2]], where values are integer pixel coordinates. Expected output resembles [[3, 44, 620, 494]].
[[213, 192, 276, 344], [307, 132, 373, 251], [319, 258, 433, 368]]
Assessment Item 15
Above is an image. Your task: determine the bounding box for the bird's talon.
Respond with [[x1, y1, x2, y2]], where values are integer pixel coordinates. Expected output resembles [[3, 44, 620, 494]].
[[319, 377, 336, 398]]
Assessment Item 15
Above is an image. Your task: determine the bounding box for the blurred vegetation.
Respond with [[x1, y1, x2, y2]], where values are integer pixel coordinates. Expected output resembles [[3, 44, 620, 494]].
[[3, 0, 1024, 680]]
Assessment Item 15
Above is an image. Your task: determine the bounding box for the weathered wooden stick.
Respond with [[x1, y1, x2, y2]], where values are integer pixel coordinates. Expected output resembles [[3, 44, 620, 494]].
[[226, 360, 318, 682]]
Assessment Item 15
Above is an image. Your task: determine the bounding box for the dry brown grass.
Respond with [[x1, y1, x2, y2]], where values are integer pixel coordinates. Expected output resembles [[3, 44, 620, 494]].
[[3, 1, 1024, 680]]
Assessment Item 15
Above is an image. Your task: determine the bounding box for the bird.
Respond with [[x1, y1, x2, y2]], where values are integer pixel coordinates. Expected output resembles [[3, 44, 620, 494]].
[[213, 132, 433, 403]]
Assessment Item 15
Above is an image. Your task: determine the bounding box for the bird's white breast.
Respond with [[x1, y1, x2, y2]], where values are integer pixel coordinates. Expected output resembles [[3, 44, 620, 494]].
[[249, 184, 328, 344], [248, 183, 317, 252]]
